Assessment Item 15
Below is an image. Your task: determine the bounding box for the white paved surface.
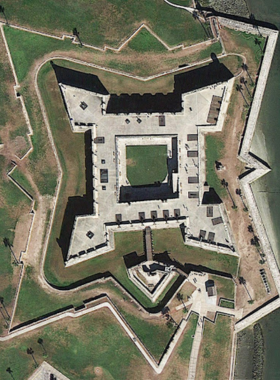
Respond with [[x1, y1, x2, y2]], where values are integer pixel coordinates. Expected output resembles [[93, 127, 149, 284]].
[[60, 83, 236, 265], [28, 362, 70, 380]]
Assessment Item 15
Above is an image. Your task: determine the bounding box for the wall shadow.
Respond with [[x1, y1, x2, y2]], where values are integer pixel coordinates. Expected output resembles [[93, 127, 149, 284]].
[[56, 129, 93, 261], [54, 60, 233, 115]]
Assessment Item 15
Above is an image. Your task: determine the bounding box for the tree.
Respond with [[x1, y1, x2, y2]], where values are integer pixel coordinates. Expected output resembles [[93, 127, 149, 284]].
[[241, 63, 254, 85], [3, 238, 19, 265], [192, 11, 209, 39], [236, 188, 248, 211], [176, 292, 187, 311], [236, 84, 249, 107], [6, 368, 15, 380], [0, 296, 10, 320], [166, 320, 173, 329], [239, 276, 246, 285], [221, 179, 237, 209], [73, 27, 83, 47], [240, 77, 252, 98], [27, 348, 38, 368], [0, 5, 8, 25], [254, 37, 263, 54], [239, 277, 252, 300], [37, 338, 47, 355], [249, 13, 261, 36], [247, 225, 254, 233], [0, 306, 8, 328]]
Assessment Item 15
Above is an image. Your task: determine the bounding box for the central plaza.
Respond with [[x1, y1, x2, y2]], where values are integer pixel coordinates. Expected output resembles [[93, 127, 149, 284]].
[[59, 73, 236, 266]]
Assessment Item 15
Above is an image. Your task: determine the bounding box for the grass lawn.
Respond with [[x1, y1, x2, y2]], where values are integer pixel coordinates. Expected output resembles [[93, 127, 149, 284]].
[[120, 307, 176, 361], [0, 0, 209, 48], [177, 313, 199, 361], [127, 28, 167, 52], [3, 25, 216, 84], [0, 157, 31, 333], [1, 309, 145, 380], [208, 274, 235, 301], [10, 168, 34, 198], [0, 32, 34, 334], [153, 228, 238, 275], [15, 276, 176, 362], [205, 134, 226, 198], [223, 28, 266, 68], [197, 315, 233, 380], [126, 145, 167, 186], [220, 299, 235, 309]]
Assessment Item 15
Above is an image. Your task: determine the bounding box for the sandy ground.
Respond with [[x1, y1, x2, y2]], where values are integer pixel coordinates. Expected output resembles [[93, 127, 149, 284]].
[[210, 82, 278, 315]]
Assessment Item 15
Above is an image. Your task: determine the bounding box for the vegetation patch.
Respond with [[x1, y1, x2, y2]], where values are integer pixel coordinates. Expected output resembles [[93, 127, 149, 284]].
[[224, 28, 265, 67], [252, 323, 264, 380], [10, 168, 34, 198], [127, 28, 167, 52], [219, 299, 235, 309], [126, 145, 167, 186], [208, 274, 235, 301]]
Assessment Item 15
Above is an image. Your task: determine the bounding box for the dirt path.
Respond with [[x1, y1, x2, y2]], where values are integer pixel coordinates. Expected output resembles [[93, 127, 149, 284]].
[[211, 85, 277, 314]]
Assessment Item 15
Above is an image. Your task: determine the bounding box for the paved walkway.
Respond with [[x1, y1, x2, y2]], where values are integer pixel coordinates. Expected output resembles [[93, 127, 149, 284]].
[[188, 319, 203, 380], [235, 297, 280, 333], [183, 272, 242, 379]]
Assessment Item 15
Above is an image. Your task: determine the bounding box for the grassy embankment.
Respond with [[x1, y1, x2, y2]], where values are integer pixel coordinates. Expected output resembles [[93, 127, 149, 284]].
[[153, 228, 239, 275], [0, 309, 145, 380], [15, 271, 177, 362], [0, 304, 202, 380], [0, 32, 33, 335], [0, 0, 210, 48], [3, 25, 222, 80]]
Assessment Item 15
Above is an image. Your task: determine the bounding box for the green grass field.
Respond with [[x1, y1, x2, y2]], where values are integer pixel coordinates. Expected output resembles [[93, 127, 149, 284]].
[[224, 28, 266, 67], [0, 157, 31, 334], [127, 29, 167, 52], [15, 275, 176, 362], [205, 135, 226, 198], [126, 145, 167, 186], [0, 0, 209, 48], [0, 309, 145, 380], [198, 315, 233, 380], [177, 313, 199, 361], [10, 168, 34, 198], [153, 228, 239, 275], [220, 299, 235, 309], [3, 24, 217, 83], [208, 274, 235, 301]]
